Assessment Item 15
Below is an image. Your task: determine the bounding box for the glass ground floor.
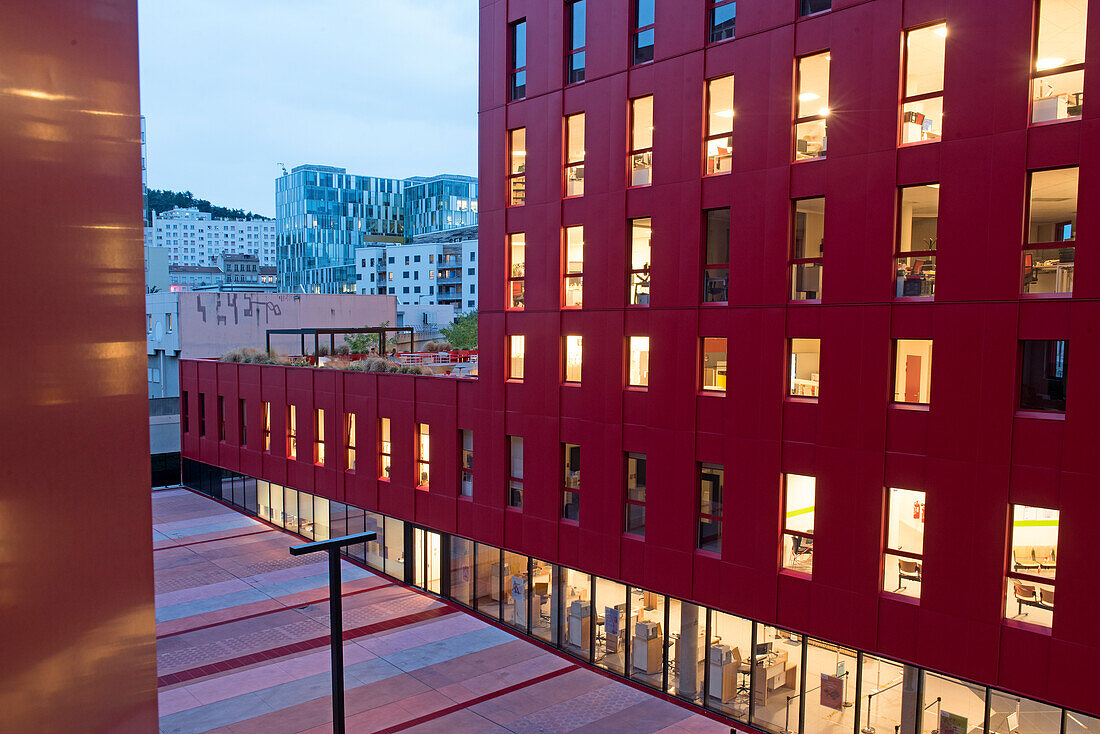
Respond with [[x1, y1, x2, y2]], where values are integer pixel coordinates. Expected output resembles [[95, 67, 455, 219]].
[[182, 459, 1098, 734]]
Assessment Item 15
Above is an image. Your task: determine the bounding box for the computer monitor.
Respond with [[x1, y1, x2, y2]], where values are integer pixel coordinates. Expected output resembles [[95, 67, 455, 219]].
[[754, 641, 772, 657]]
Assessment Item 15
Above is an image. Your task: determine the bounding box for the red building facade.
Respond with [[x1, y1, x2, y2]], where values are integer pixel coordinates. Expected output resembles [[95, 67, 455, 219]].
[[183, 0, 1100, 729]]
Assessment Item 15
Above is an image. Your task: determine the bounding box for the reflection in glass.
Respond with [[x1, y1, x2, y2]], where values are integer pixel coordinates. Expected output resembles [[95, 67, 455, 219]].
[[383, 516, 404, 578], [475, 542, 502, 619], [450, 536, 474, 607]]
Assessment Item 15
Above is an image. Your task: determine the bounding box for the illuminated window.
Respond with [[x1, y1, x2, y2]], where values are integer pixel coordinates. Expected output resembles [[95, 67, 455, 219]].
[[705, 76, 734, 174], [1019, 340, 1068, 412], [314, 409, 325, 466], [238, 398, 247, 446], [698, 462, 724, 553], [800, 0, 830, 15], [508, 436, 524, 507], [709, 1, 736, 43], [782, 474, 815, 575], [509, 335, 525, 380], [287, 405, 297, 460], [345, 413, 356, 471], [510, 20, 527, 100], [794, 52, 830, 160], [1007, 505, 1058, 628], [632, 0, 655, 65], [379, 417, 391, 479], [896, 184, 939, 297], [893, 340, 932, 404], [1024, 167, 1077, 295], [628, 336, 650, 387], [460, 430, 473, 497], [1031, 0, 1086, 124], [901, 24, 946, 144], [416, 423, 429, 489], [703, 208, 730, 302], [565, 113, 585, 196], [630, 96, 654, 186], [791, 197, 824, 300], [629, 218, 652, 305], [563, 226, 584, 307], [564, 335, 583, 383], [702, 337, 727, 392], [625, 453, 647, 536], [566, 1, 586, 83], [562, 443, 581, 520], [261, 401, 270, 451], [508, 233, 525, 309], [789, 338, 821, 397], [508, 128, 526, 207], [884, 487, 925, 599]]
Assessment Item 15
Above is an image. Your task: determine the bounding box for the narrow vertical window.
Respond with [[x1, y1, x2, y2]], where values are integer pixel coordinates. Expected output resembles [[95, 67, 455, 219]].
[[632, 0, 656, 65], [709, 1, 736, 43], [630, 96, 654, 187], [884, 487, 925, 599], [564, 335, 583, 383], [508, 436, 524, 508], [508, 233, 526, 309], [1019, 340, 1068, 412], [565, 114, 585, 196], [794, 52, 830, 160], [238, 398, 247, 446], [701, 337, 727, 392], [379, 417, 391, 479], [791, 197, 824, 300], [566, 1, 586, 83], [628, 336, 650, 387], [460, 430, 473, 497], [703, 208, 730, 302], [705, 76, 735, 174], [800, 0, 831, 16], [198, 393, 206, 436], [625, 453, 647, 536], [1024, 167, 1077, 295], [1007, 505, 1058, 628], [314, 409, 325, 466], [182, 390, 189, 433], [901, 23, 946, 144], [510, 19, 527, 100], [217, 396, 226, 442], [563, 226, 584, 307], [893, 340, 933, 404], [782, 474, 816, 575], [287, 405, 297, 460], [509, 335, 525, 380], [261, 401, 271, 451], [416, 423, 429, 489], [346, 413, 356, 471], [508, 128, 526, 207], [1031, 0, 1086, 124], [562, 443, 581, 520], [629, 218, 652, 305], [896, 184, 939, 297], [698, 462, 724, 553], [789, 338, 821, 397]]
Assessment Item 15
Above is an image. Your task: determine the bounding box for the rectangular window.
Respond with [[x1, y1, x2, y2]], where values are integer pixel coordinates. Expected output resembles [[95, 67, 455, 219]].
[[625, 453, 646, 536], [701, 337, 727, 392], [217, 396, 226, 442], [1007, 505, 1058, 628], [416, 423, 429, 489], [379, 417, 391, 479], [1024, 167, 1077, 295], [510, 20, 527, 100], [901, 23, 946, 144], [789, 338, 821, 397], [508, 233, 525, 309], [563, 226, 584, 307], [509, 128, 526, 207], [238, 398, 247, 446], [629, 218, 652, 306], [261, 401, 271, 451], [782, 474, 815, 575], [564, 335, 583, 383], [632, 0, 655, 65], [562, 443, 580, 520], [198, 393, 206, 436], [508, 436, 524, 508], [628, 336, 650, 387], [1031, 0, 1086, 124], [791, 197, 824, 300], [182, 390, 189, 433], [896, 184, 939, 297], [697, 462, 724, 553], [345, 414, 357, 471], [884, 487, 925, 599], [565, 113, 585, 196], [705, 76, 734, 174], [566, 1, 586, 83], [893, 339, 932, 404], [314, 409, 325, 466], [709, 1, 736, 43], [800, 0, 830, 15], [795, 52, 830, 160], [166, 313, 173, 332], [287, 405, 297, 460], [460, 430, 473, 497], [630, 96, 654, 186], [509, 335, 525, 380], [1019, 339, 1068, 412], [703, 208, 730, 302]]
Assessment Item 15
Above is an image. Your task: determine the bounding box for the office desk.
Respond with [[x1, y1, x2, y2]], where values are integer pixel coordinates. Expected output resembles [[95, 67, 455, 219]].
[[753, 655, 797, 705]]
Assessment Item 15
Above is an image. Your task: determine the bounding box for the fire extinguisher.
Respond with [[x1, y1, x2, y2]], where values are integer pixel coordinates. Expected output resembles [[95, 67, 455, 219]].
[[913, 502, 921, 520]]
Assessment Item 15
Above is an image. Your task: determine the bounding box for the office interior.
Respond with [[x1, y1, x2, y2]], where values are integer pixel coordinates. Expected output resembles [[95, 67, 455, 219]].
[[1024, 168, 1077, 295]]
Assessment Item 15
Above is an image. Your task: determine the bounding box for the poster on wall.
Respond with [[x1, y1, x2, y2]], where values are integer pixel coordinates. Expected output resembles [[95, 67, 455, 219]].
[[939, 710, 967, 734], [511, 575, 525, 599], [605, 607, 620, 637], [820, 674, 843, 711]]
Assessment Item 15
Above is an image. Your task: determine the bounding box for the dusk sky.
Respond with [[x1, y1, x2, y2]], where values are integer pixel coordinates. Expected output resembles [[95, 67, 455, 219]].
[[139, 0, 479, 217]]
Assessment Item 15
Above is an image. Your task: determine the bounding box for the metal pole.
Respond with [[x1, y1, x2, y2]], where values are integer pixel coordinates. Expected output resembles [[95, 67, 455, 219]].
[[328, 548, 345, 734]]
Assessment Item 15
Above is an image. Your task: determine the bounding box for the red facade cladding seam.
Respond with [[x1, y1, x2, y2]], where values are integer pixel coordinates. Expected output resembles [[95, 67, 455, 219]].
[[183, 0, 1100, 716]]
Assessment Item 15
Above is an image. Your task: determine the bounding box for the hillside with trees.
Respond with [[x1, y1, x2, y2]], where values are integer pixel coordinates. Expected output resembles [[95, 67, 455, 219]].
[[146, 189, 271, 222]]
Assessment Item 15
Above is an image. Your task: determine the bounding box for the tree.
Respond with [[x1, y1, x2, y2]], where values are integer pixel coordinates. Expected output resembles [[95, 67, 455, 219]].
[[146, 188, 271, 222], [344, 321, 391, 353], [440, 311, 478, 350]]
